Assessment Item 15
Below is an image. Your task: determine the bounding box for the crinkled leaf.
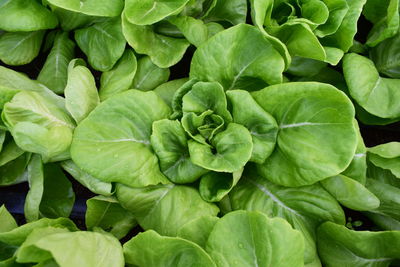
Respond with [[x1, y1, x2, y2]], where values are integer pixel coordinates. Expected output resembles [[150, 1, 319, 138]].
[[37, 32, 75, 94], [188, 123, 253, 172], [204, 0, 247, 25], [227, 90, 278, 164], [71, 90, 170, 187], [99, 49, 137, 101], [199, 169, 243, 202], [151, 119, 207, 183], [0, 31, 45, 66], [252, 82, 357, 187], [75, 18, 126, 71]]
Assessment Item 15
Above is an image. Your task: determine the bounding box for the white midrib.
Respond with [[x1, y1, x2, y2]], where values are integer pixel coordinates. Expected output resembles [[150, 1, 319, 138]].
[[10, 32, 37, 51], [83, 138, 150, 145], [141, 2, 157, 19], [93, 24, 117, 41], [279, 122, 345, 129], [228, 59, 258, 90], [248, 179, 302, 217], [144, 184, 175, 221]]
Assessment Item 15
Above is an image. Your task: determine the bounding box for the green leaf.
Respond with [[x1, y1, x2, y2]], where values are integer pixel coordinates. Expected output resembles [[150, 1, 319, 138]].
[[0, 217, 77, 246], [75, 18, 126, 71], [0, 206, 17, 233], [206, 210, 304, 267], [0, 0, 58, 31], [0, 31, 45, 66], [151, 119, 207, 183], [199, 169, 243, 202], [24, 155, 75, 222], [0, 66, 43, 109], [34, 231, 124, 267], [317, 221, 400, 267], [177, 216, 219, 248], [370, 32, 400, 79], [204, 0, 247, 25], [46, 0, 124, 17], [229, 171, 345, 266], [0, 138, 30, 186], [2, 90, 75, 162], [188, 123, 253, 172], [60, 160, 112, 196], [252, 82, 357, 187], [368, 142, 400, 177], [50, 6, 94, 31], [343, 53, 400, 119], [71, 90, 170, 187], [154, 78, 188, 107], [364, 0, 399, 47], [321, 0, 366, 52], [321, 174, 380, 211], [99, 49, 137, 101], [190, 24, 285, 90], [116, 184, 219, 236], [227, 90, 278, 164], [85, 196, 136, 239], [315, 0, 349, 37], [64, 60, 99, 123], [122, 11, 190, 68], [123, 230, 216, 267], [132, 56, 170, 91], [37, 32, 75, 94], [124, 0, 191, 25], [168, 16, 209, 47]]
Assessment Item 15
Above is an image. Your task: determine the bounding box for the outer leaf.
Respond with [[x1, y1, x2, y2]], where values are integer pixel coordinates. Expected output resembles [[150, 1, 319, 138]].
[[177, 216, 219, 248], [252, 82, 357, 187], [0, 139, 30, 186], [50, 7, 94, 31], [0, 31, 45, 66], [34, 231, 124, 267], [75, 18, 126, 71], [24, 155, 75, 222], [230, 171, 345, 266], [132, 56, 170, 91], [206, 210, 304, 267], [46, 0, 124, 17], [317, 221, 400, 267], [204, 0, 247, 25], [368, 142, 400, 177], [2, 90, 75, 162], [227, 90, 278, 164], [343, 53, 400, 119], [85, 196, 136, 239], [320, 174, 380, 211], [64, 60, 99, 123], [60, 160, 112, 196], [0, 218, 77, 246], [151, 119, 207, 183], [370, 33, 400, 79], [99, 49, 137, 101], [0, 0, 58, 31], [168, 16, 209, 47], [188, 123, 253, 172], [190, 24, 285, 90], [116, 184, 219, 236], [71, 90, 170, 187], [154, 78, 188, 107], [123, 230, 216, 267], [124, 0, 191, 25], [0, 66, 43, 109], [122, 12, 190, 68], [0, 206, 17, 233], [37, 32, 75, 94]]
